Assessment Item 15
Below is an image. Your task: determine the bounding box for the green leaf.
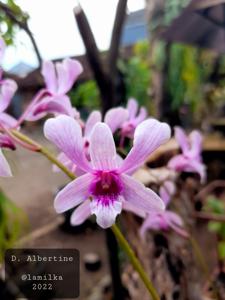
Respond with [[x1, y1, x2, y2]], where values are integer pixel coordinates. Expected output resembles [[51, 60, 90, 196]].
[[218, 241, 225, 259], [208, 221, 221, 233], [206, 197, 225, 214]]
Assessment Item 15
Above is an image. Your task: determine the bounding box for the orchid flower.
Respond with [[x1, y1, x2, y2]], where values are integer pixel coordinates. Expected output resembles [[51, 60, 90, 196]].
[[24, 58, 83, 121], [44, 115, 171, 228], [168, 127, 206, 183], [140, 181, 188, 238], [0, 37, 17, 176], [54, 108, 128, 175], [119, 98, 147, 146]]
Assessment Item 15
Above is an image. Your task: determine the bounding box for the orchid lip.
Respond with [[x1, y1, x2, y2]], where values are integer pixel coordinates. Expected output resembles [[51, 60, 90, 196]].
[[89, 170, 123, 206]]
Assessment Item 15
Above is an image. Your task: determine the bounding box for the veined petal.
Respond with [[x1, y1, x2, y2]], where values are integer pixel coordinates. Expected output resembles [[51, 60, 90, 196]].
[[70, 200, 92, 225], [41, 61, 57, 94], [189, 130, 203, 158], [188, 160, 206, 183], [121, 174, 165, 213], [89, 122, 118, 170], [120, 119, 171, 174], [90, 198, 122, 228], [140, 213, 163, 237], [0, 149, 12, 177], [167, 154, 188, 171], [122, 200, 146, 218], [57, 58, 83, 94], [127, 98, 138, 119], [133, 107, 147, 126], [54, 173, 93, 213], [159, 180, 176, 207], [165, 211, 189, 237], [174, 127, 189, 154], [44, 115, 91, 172], [84, 111, 102, 137], [0, 79, 18, 113], [104, 107, 128, 133], [0, 112, 18, 128], [31, 95, 73, 118]]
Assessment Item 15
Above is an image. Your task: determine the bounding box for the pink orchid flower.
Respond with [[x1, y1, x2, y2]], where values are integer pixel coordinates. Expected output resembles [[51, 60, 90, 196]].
[[168, 127, 206, 183], [24, 58, 83, 121], [140, 181, 188, 238], [0, 37, 18, 149], [0, 37, 17, 176], [119, 98, 147, 146], [54, 108, 128, 175], [44, 115, 171, 228], [0, 75, 18, 150]]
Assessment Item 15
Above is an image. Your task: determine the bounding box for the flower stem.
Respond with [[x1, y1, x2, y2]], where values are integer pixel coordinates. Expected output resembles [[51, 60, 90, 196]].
[[9, 129, 160, 299], [111, 224, 160, 300], [10, 129, 76, 180], [189, 235, 209, 276]]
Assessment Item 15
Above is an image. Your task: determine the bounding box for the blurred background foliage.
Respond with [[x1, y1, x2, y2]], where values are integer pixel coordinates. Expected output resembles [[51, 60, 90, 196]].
[[0, 191, 28, 261], [206, 197, 225, 260], [0, 0, 29, 45], [69, 80, 101, 113]]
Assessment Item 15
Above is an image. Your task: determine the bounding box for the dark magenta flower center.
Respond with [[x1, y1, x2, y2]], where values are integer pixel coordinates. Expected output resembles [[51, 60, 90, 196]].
[[89, 170, 123, 206]]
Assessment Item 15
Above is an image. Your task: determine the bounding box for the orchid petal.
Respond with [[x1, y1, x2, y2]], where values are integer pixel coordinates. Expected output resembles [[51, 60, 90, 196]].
[[174, 127, 189, 154], [104, 107, 128, 133], [165, 211, 189, 237], [57, 58, 83, 94], [84, 111, 102, 137], [44, 115, 91, 172], [54, 173, 93, 213], [133, 107, 147, 126], [0, 149, 12, 177], [0, 79, 17, 113], [0, 134, 16, 150], [70, 200, 92, 225], [127, 98, 138, 119], [90, 198, 122, 228], [30, 95, 73, 118], [121, 174, 165, 213], [122, 200, 146, 218], [120, 119, 171, 174], [189, 130, 203, 158], [168, 155, 188, 171], [89, 122, 118, 170], [188, 160, 206, 183], [0, 112, 18, 128], [140, 213, 163, 237], [41, 61, 57, 94], [159, 180, 176, 207]]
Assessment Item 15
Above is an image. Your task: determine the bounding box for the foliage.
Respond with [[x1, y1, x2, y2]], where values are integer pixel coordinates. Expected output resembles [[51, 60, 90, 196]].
[[119, 41, 152, 108], [69, 80, 101, 112], [0, 190, 28, 261], [0, 0, 29, 45], [206, 197, 225, 260], [163, 0, 190, 26]]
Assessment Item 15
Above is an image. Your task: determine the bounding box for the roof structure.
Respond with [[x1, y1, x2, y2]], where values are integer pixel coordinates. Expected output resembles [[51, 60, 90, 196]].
[[160, 0, 225, 53]]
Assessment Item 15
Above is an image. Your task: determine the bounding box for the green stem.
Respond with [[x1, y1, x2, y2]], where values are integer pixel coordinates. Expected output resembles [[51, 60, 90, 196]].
[[189, 235, 209, 276], [189, 235, 220, 299], [10, 129, 160, 299], [111, 224, 160, 300]]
